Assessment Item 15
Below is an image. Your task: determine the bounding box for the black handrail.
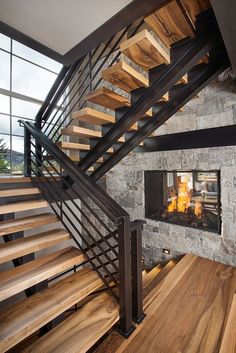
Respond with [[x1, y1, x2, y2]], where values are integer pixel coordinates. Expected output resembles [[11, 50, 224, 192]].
[[20, 120, 139, 336], [21, 121, 128, 223]]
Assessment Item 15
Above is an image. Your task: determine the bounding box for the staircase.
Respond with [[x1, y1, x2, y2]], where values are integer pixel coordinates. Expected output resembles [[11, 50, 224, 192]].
[[0, 1, 232, 352]]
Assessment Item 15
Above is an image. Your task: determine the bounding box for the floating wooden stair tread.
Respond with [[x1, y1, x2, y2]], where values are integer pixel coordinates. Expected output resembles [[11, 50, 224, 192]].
[[180, 0, 211, 24], [0, 246, 85, 301], [69, 155, 104, 163], [144, 1, 194, 48], [219, 294, 236, 353], [72, 107, 115, 125], [86, 87, 131, 110], [120, 29, 170, 70], [0, 229, 70, 264], [58, 141, 113, 153], [0, 187, 41, 198], [23, 292, 119, 353], [58, 141, 90, 151], [0, 268, 103, 352], [61, 126, 125, 144], [61, 126, 102, 139], [0, 200, 48, 216], [0, 177, 32, 184], [0, 213, 58, 237], [101, 61, 149, 93]]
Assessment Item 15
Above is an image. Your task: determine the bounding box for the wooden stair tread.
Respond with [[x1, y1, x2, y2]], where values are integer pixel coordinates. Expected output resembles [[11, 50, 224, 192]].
[[69, 155, 104, 163], [120, 29, 170, 70], [142, 265, 162, 289], [0, 177, 32, 184], [0, 187, 41, 198], [62, 126, 126, 143], [86, 87, 131, 110], [23, 292, 119, 353], [143, 260, 178, 306], [144, 1, 194, 48], [0, 246, 85, 301], [58, 141, 113, 153], [0, 213, 59, 237], [101, 61, 149, 93], [57, 141, 90, 151], [61, 126, 102, 139], [0, 268, 103, 352], [0, 200, 48, 216], [181, 0, 211, 24], [219, 294, 236, 353], [72, 107, 115, 125], [0, 229, 70, 264]]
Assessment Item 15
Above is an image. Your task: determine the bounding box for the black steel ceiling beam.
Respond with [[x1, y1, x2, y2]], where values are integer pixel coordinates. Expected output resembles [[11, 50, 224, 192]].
[[92, 54, 229, 181], [137, 124, 236, 153]]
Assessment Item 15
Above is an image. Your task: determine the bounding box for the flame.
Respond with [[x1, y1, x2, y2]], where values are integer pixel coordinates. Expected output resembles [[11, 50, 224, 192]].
[[194, 201, 202, 219], [168, 195, 177, 212], [167, 175, 193, 214]]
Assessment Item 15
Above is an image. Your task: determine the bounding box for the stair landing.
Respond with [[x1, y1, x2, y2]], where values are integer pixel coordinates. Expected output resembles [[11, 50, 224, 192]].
[[93, 255, 236, 353]]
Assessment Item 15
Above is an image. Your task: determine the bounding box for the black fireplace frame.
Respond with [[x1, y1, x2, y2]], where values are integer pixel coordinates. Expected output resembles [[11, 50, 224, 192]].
[[144, 170, 222, 234]]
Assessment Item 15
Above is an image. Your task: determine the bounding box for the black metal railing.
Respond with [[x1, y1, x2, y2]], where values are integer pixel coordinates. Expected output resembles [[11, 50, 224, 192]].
[[36, 19, 144, 142], [33, 9, 227, 184], [20, 120, 145, 336]]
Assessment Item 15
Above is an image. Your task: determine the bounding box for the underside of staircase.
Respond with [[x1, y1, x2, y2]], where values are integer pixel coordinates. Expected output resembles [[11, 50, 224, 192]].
[[0, 0, 234, 352]]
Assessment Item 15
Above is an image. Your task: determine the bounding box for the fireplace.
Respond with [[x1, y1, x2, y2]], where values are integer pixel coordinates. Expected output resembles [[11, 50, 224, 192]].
[[145, 170, 221, 234]]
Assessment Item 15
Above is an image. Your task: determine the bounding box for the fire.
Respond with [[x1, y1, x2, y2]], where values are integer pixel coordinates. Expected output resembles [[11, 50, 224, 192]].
[[194, 201, 202, 219], [167, 175, 202, 219]]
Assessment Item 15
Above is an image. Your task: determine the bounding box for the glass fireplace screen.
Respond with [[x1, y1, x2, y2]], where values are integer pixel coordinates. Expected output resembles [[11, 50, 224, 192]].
[[145, 171, 221, 233]]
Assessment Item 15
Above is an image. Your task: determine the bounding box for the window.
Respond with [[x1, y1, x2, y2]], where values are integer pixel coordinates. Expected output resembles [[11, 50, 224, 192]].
[[0, 33, 62, 175]]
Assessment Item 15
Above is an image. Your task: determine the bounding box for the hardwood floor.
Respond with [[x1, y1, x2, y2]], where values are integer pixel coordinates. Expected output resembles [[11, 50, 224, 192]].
[[93, 255, 236, 353]]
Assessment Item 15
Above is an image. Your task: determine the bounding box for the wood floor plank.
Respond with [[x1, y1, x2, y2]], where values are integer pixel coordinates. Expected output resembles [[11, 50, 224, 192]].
[[101, 61, 149, 93], [0, 247, 85, 301], [115, 257, 235, 353], [0, 213, 59, 237], [93, 254, 197, 353], [0, 200, 48, 215], [219, 294, 236, 353], [0, 268, 103, 352], [22, 292, 119, 353], [0, 229, 70, 264]]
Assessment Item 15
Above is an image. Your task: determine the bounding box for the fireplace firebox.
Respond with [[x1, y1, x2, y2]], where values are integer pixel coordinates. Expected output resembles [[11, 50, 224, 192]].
[[145, 170, 221, 234]]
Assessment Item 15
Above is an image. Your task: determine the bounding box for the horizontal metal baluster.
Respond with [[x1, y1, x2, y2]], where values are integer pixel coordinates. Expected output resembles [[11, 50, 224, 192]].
[[44, 158, 119, 258], [30, 162, 119, 293], [30, 155, 119, 277]]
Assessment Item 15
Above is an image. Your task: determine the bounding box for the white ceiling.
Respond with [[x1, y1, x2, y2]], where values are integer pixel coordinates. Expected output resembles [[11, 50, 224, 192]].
[[0, 0, 133, 54]]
